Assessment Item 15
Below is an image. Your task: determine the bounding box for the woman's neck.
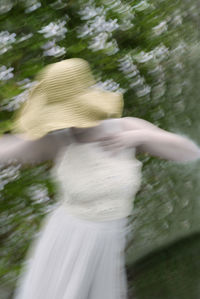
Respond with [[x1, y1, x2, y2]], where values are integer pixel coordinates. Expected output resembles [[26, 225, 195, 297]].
[[70, 119, 114, 143]]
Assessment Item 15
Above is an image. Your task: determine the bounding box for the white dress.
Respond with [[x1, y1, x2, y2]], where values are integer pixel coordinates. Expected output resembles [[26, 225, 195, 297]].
[[13, 120, 142, 299]]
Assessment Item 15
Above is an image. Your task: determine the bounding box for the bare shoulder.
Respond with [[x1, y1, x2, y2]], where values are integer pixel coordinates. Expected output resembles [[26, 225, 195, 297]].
[[120, 116, 161, 131], [119, 117, 163, 155], [25, 128, 73, 163]]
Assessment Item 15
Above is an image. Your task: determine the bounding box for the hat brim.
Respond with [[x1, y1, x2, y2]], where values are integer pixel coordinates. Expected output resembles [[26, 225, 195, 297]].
[[12, 87, 124, 140]]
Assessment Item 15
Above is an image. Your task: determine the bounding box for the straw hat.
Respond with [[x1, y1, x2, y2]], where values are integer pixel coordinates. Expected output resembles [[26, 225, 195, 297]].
[[12, 58, 124, 140]]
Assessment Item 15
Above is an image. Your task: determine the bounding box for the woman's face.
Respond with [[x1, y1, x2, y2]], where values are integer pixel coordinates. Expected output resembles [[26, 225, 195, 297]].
[[70, 126, 94, 137], [71, 121, 104, 134], [70, 120, 105, 137]]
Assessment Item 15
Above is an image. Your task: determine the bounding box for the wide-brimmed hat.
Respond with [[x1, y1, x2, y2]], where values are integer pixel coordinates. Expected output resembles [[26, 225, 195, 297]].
[[12, 58, 124, 140]]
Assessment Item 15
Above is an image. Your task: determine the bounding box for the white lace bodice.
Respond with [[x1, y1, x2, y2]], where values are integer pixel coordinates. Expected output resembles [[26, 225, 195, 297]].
[[51, 120, 142, 221]]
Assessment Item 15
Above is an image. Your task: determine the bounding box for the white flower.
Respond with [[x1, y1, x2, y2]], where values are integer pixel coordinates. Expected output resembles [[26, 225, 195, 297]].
[[79, 5, 105, 20], [130, 77, 145, 88], [90, 16, 119, 33], [0, 165, 20, 190], [0, 66, 14, 81], [94, 79, 126, 93], [136, 85, 151, 97], [43, 45, 66, 57], [77, 15, 119, 38], [1, 90, 29, 111], [152, 83, 166, 99], [41, 40, 56, 50], [88, 33, 119, 54], [38, 20, 67, 39], [88, 32, 109, 50], [17, 79, 37, 90], [172, 15, 182, 26], [153, 21, 168, 36], [50, 0, 68, 10], [0, 1, 13, 14], [133, 0, 150, 12], [77, 24, 93, 38], [133, 51, 154, 63], [172, 42, 187, 56], [17, 33, 33, 43], [118, 55, 139, 78], [25, 2, 41, 13], [0, 31, 16, 54], [104, 0, 122, 9], [151, 45, 169, 61], [27, 185, 50, 204], [119, 19, 134, 31]]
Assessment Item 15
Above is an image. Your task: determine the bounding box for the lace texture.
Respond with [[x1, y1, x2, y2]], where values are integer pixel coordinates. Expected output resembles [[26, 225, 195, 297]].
[[51, 122, 142, 221]]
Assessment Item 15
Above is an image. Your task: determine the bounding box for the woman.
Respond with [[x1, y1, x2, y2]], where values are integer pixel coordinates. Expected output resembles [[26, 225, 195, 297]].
[[0, 58, 200, 299]]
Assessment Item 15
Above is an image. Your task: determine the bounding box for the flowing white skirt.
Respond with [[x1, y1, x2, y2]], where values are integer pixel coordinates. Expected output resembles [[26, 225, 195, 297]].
[[13, 204, 129, 299]]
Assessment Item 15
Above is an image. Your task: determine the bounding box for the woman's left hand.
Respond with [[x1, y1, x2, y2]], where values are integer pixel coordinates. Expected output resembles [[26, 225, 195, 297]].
[[97, 130, 145, 153]]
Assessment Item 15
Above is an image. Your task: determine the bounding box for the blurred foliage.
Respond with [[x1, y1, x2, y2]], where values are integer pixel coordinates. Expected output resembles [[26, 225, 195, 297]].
[[1, 0, 200, 297], [127, 233, 200, 299]]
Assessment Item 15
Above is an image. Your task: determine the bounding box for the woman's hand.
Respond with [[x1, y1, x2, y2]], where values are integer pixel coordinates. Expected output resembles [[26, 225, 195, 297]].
[[97, 130, 145, 153]]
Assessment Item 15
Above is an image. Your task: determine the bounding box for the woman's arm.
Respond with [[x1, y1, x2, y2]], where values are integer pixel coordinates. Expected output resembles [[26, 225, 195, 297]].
[[0, 130, 70, 166], [121, 117, 200, 162], [100, 117, 200, 162]]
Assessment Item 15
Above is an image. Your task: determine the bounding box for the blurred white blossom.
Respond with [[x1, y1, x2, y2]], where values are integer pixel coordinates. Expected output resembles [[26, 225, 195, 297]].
[[130, 76, 145, 88], [27, 184, 50, 204], [41, 39, 67, 57], [17, 78, 37, 90], [0, 66, 14, 81], [104, 0, 122, 9], [88, 32, 119, 54], [17, 33, 33, 43], [0, 0, 13, 14], [104, 0, 134, 30], [0, 31, 16, 55], [132, 0, 151, 12], [0, 165, 21, 191], [77, 4, 120, 55], [43, 45, 66, 57], [136, 85, 151, 97], [41, 40, 56, 50], [1, 90, 29, 111], [153, 21, 168, 36], [78, 16, 119, 38], [118, 55, 139, 78], [25, 1, 41, 13], [172, 15, 182, 26], [94, 79, 126, 93], [38, 20, 67, 40], [152, 83, 166, 99], [1, 79, 37, 111], [79, 5, 105, 20], [92, 16, 119, 33], [172, 41, 187, 56], [118, 54, 151, 96], [50, 0, 68, 10], [151, 45, 169, 62], [133, 51, 154, 63], [119, 19, 134, 31]]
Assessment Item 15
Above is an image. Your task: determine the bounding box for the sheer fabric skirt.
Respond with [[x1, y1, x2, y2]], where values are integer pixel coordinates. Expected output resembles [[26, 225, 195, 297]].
[[13, 204, 129, 299]]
